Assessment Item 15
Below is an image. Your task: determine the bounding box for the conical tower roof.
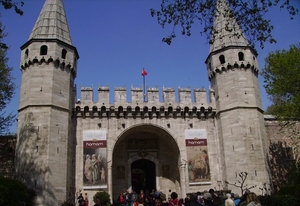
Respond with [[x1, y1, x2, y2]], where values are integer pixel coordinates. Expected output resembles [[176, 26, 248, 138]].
[[28, 0, 72, 45], [210, 0, 249, 52]]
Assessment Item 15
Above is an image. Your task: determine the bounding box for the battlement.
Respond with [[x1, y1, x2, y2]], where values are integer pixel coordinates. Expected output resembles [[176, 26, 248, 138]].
[[74, 85, 216, 119], [77, 85, 215, 105]]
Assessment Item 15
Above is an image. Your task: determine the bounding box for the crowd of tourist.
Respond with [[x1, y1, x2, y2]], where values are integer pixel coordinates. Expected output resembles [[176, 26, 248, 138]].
[[114, 188, 261, 206]]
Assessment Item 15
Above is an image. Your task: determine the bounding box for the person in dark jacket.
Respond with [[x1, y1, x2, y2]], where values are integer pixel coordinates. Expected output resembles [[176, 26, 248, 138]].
[[202, 193, 215, 206], [185, 193, 203, 206]]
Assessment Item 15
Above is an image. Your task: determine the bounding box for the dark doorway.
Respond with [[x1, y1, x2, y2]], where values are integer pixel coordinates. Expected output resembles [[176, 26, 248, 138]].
[[131, 159, 155, 194]]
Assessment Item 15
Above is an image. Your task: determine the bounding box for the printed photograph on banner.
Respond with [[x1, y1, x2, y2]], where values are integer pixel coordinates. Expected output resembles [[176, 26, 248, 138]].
[[185, 129, 211, 183], [83, 130, 107, 189]]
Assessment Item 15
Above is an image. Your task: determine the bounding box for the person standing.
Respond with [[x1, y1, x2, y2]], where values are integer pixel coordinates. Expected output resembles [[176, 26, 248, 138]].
[[246, 193, 261, 206], [126, 190, 132, 206], [202, 193, 215, 206], [225, 193, 235, 206], [155, 197, 163, 206], [139, 190, 145, 205], [131, 190, 138, 206], [94, 199, 101, 206], [118, 192, 126, 206], [168, 192, 182, 206], [84, 193, 89, 206], [78, 193, 85, 206], [185, 193, 203, 206]]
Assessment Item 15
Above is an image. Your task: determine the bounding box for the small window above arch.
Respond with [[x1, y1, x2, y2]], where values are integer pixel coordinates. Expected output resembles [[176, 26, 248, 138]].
[[219, 55, 225, 64], [61, 49, 67, 59], [238, 52, 244, 61], [40, 45, 48, 55]]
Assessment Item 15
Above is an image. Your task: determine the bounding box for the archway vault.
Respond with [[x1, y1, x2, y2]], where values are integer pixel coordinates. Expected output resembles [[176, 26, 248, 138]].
[[111, 123, 182, 201]]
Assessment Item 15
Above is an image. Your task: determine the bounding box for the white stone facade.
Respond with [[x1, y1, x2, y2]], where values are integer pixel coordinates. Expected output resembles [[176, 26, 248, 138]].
[[15, 0, 271, 205]]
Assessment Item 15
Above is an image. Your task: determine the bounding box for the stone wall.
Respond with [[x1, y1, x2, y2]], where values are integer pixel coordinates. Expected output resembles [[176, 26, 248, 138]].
[[265, 116, 300, 193], [0, 135, 16, 178]]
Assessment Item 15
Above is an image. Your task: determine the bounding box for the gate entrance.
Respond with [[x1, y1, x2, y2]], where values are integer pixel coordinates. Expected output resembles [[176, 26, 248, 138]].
[[131, 159, 155, 193], [112, 124, 182, 199]]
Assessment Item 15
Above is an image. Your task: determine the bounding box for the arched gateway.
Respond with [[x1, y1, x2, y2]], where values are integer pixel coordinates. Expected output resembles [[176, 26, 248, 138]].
[[112, 124, 181, 201], [15, 0, 273, 204]]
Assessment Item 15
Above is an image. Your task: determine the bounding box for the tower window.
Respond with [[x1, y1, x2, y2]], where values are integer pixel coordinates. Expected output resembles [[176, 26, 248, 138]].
[[40, 45, 48, 55], [25, 49, 29, 58], [219, 55, 225, 64], [61, 49, 67, 59], [238, 52, 244, 61]]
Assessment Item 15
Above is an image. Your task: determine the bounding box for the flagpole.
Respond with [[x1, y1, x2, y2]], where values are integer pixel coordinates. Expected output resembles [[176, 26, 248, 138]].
[[141, 68, 147, 102], [143, 75, 146, 102]]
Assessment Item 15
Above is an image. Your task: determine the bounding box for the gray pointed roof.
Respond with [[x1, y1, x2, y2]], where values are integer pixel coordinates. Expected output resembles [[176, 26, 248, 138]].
[[210, 0, 249, 52], [29, 0, 72, 45]]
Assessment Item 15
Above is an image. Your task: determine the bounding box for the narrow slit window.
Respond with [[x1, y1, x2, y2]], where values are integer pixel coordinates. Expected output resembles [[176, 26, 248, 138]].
[[61, 49, 67, 59], [219, 55, 225, 64], [25, 49, 29, 58]]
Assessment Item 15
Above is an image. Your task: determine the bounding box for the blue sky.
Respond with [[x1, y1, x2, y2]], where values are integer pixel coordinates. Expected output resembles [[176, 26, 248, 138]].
[[1, 0, 300, 133]]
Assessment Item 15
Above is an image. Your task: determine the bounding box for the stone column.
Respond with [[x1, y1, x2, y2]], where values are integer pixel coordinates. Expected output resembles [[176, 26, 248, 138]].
[[180, 162, 186, 198], [107, 152, 113, 203], [156, 162, 160, 191]]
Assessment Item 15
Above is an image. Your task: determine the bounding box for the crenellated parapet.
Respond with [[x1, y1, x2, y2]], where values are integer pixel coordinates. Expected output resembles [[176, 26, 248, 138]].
[[205, 47, 259, 81], [20, 56, 77, 77], [74, 85, 216, 119], [207, 60, 258, 81]]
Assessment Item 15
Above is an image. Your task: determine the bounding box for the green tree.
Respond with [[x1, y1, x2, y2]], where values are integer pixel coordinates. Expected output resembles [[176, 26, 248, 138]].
[[262, 44, 300, 195], [1, 0, 24, 49], [261, 43, 300, 119], [93, 191, 111, 205], [0, 176, 37, 205], [0, 21, 16, 134], [150, 0, 298, 48], [0, 0, 24, 16]]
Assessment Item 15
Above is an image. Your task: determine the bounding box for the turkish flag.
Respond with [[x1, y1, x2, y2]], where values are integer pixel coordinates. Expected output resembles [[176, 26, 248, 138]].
[[141, 68, 147, 76]]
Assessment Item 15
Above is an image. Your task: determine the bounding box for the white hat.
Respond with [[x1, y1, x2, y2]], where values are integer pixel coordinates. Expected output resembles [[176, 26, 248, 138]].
[[203, 193, 212, 200]]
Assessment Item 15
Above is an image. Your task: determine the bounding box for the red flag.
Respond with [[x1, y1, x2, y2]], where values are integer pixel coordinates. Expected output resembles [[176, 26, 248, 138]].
[[141, 68, 147, 76]]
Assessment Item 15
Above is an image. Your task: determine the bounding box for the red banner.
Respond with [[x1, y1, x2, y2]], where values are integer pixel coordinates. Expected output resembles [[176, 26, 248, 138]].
[[84, 140, 107, 148], [185, 139, 207, 146]]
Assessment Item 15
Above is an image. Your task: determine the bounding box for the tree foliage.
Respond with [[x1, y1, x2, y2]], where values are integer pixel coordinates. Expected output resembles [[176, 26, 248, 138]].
[[262, 44, 300, 188], [261, 43, 300, 119], [0, 0, 24, 16], [93, 191, 111, 205], [0, 21, 16, 134], [150, 0, 298, 48], [0, 176, 37, 205]]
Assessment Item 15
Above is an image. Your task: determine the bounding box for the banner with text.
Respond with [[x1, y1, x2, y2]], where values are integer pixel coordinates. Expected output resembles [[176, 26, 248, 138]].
[[83, 130, 107, 189], [185, 129, 211, 183]]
